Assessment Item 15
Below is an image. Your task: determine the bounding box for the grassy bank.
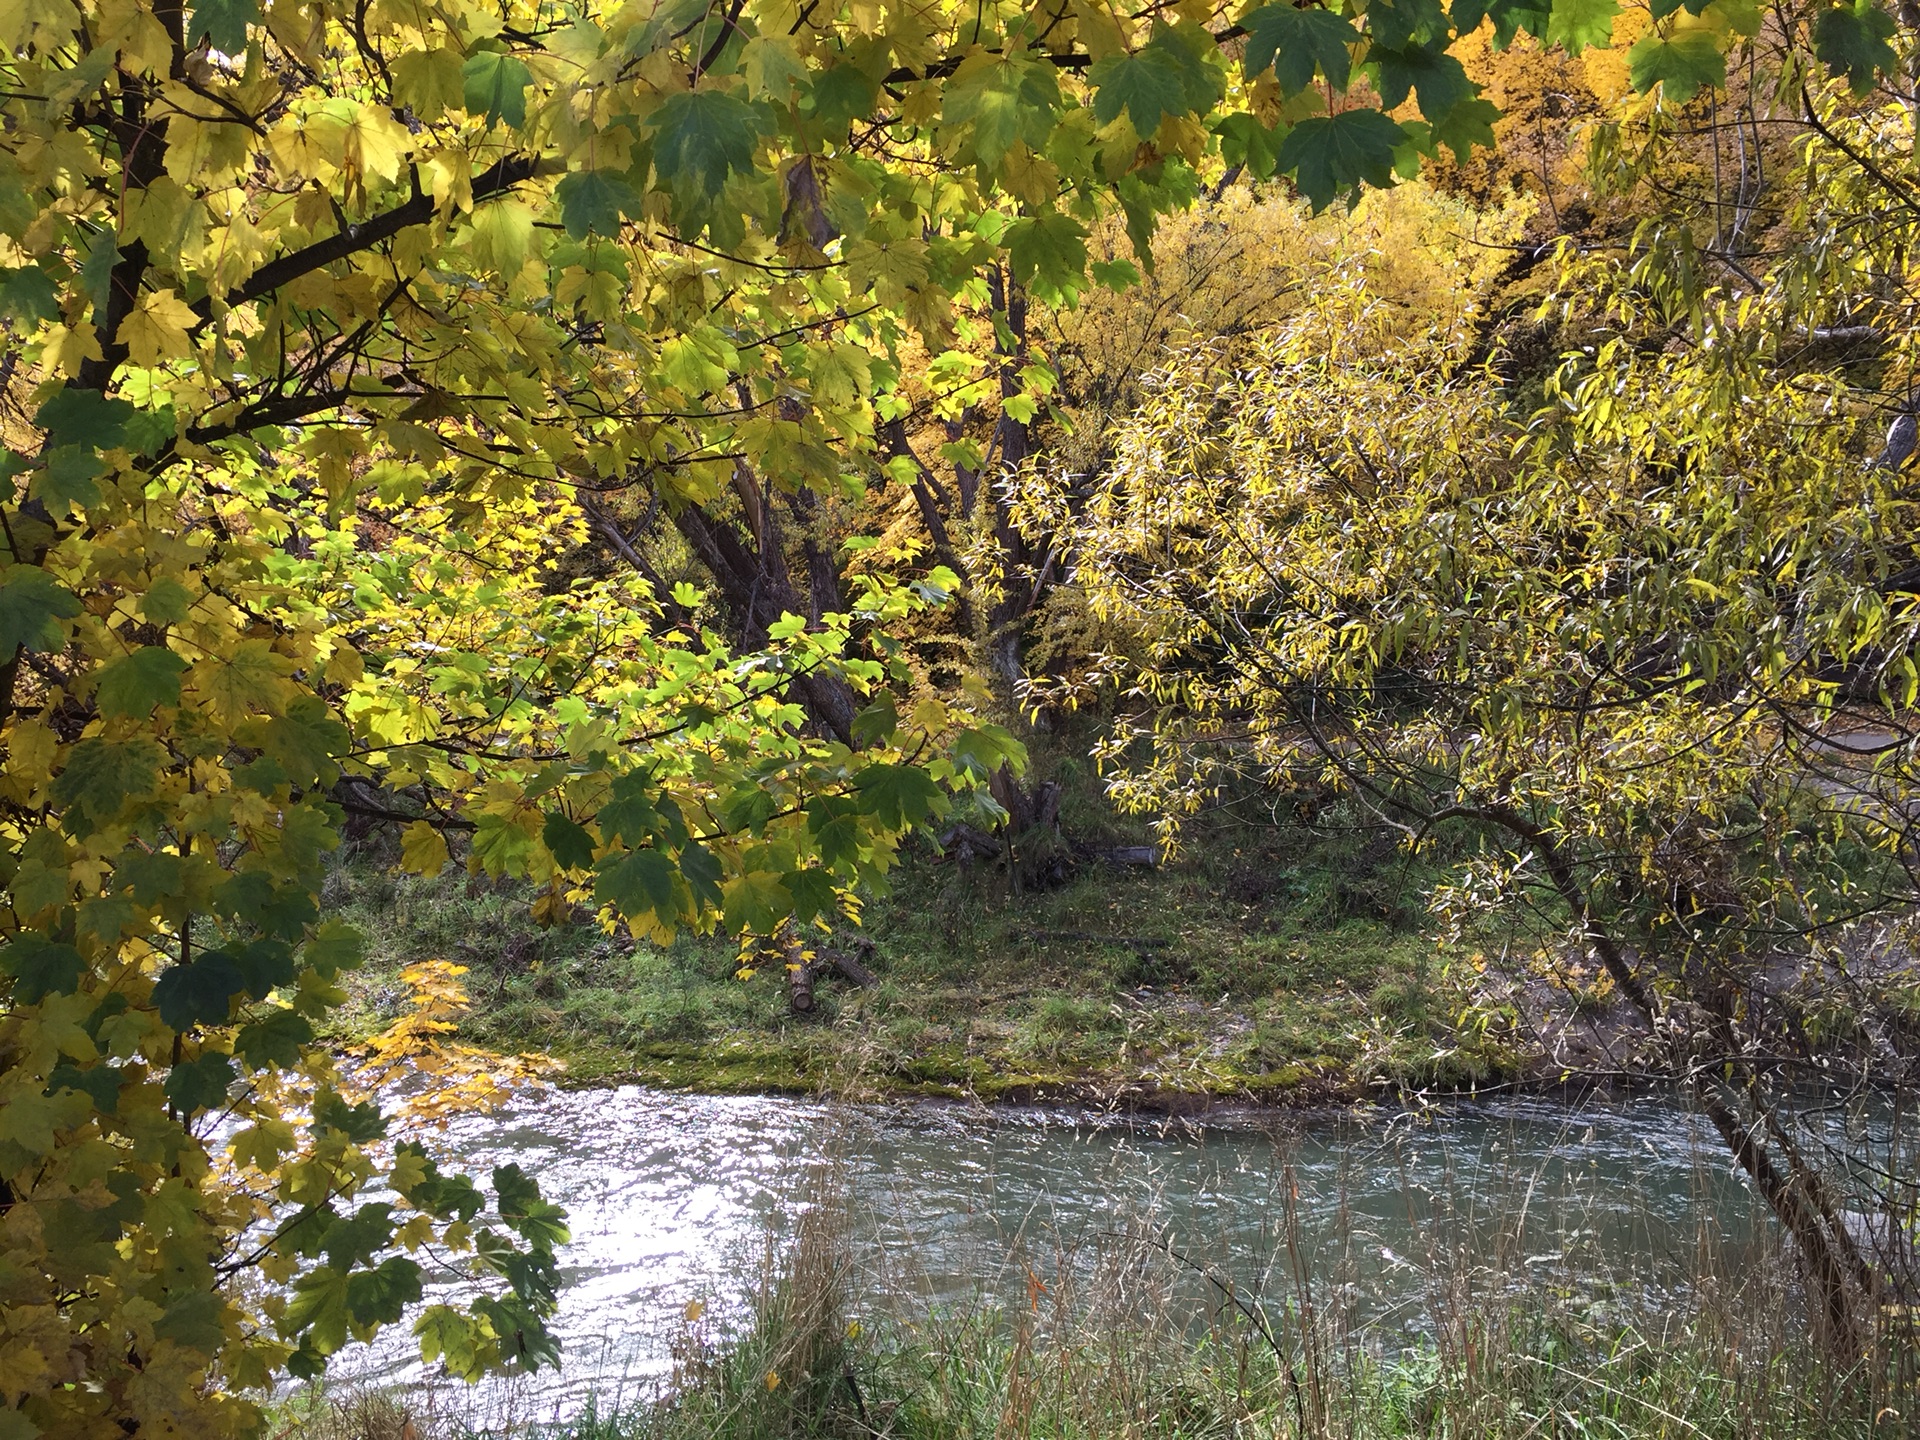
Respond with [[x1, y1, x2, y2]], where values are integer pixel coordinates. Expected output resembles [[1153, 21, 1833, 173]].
[[322, 782, 1530, 1104], [282, 1178, 1915, 1440]]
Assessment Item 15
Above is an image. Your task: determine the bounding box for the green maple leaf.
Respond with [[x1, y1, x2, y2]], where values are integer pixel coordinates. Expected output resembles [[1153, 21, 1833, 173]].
[[151, 951, 246, 1029], [1091, 47, 1192, 137], [650, 90, 762, 199], [348, 1258, 425, 1331], [94, 645, 188, 718], [785, 868, 838, 923], [0, 266, 57, 325], [721, 869, 791, 933], [495, 1164, 569, 1248], [1370, 41, 1476, 122], [164, 1051, 236, 1114], [943, 56, 1060, 167], [36, 446, 107, 513], [0, 566, 81, 656], [1, 936, 86, 1003], [817, 814, 864, 869], [1472, 0, 1551, 44], [1426, 95, 1499, 160], [1240, 4, 1359, 94], [1627, 29, 1725, 99], [1366, 0, 1451, 49], [238, 696, 347, 787], [34, 389, 133, 451], [806, 63, 880, 131], [593, 846, 678, 920], [462, 50, 533, 129], [1276, 109, 1406, 211], [1214, 113, 1283, 177], [191, 0, 258, 51], [282, 1267, 351, 1354], [1543, 0, 1618, 53], [51, 736, 166, 830], [597, 773, 661, 846], [541, 811, 596, 872], [416, 1305, 494, 1381], [48, 1061, 123, 1115], [1006, 210, 1089, 299], [1814, 2, 1896, 96], [234, 1008, 315, 1068], [555, 170, 639, 240], [852, 762, 947, 829]]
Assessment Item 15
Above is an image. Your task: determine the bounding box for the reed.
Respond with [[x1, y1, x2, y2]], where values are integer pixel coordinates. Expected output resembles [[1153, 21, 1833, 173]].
[[280, 1115, 1919, 1440]]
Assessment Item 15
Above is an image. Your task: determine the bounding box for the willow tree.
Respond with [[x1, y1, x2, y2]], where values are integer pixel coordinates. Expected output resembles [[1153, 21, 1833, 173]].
[[1020, 61, 1920, 1334]]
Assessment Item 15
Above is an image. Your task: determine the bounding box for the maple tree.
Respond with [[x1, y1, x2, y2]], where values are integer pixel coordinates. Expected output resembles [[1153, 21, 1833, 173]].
[[0, 0, 1909, 1429]]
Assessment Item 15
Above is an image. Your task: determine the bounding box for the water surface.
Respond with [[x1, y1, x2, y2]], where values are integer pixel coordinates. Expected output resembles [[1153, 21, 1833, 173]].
[[331, 1088, 1766, 1411]]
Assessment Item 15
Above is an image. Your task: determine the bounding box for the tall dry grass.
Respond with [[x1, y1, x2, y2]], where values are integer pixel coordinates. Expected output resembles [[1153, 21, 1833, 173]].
[[282, 1116, 1920, 1440]]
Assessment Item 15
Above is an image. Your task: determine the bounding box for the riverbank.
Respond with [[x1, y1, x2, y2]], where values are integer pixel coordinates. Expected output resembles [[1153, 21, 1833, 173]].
[[277, 1133, 1913, 1440], [321, 801, 1560, 1106]]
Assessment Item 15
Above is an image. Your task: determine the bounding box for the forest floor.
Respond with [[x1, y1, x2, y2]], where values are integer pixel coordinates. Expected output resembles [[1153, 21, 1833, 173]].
[[319, 775, 1572, 1107]]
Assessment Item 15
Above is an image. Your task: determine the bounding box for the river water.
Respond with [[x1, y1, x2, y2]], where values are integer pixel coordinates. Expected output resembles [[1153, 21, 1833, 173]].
[[328, 1087, 1771, 1414]]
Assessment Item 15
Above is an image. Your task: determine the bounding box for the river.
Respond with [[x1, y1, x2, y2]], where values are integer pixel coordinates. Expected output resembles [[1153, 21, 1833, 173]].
[[325, 1088, 1771, 1417]]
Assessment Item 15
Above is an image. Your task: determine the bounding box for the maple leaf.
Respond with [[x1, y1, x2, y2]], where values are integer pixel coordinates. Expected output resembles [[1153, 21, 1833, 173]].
[[1, 936, 85, 1003], [392, 46, 465, 120], [190, 0, 257, 51], [541, 811, 596, 872], [1276, 109, 1406, 211], [1543, 0, 1619, 54], [1370, 41, 1476, 122], [1006, 210, 1089, 298], [1091, 47, 1192, 138], [462, 50, 533, 129], [942, 53, 1061, 167], [721, 869, 792, 933], [94, 645, 188, 718], [0, 566, 81, 655], [852, 761, 947, 829], [1627, 27, 1726, 99], [593, 846, 679, 921], [1813, 1, 1897, 95], [650, 90, 763, 198], [119, 288, 199, 367], [1240, 4, 1359, 94], [556, 169, 639, 239]]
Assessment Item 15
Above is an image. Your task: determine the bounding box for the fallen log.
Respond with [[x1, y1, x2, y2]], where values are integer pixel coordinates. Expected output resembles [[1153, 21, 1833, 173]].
[[787, 942, 877, 1014]]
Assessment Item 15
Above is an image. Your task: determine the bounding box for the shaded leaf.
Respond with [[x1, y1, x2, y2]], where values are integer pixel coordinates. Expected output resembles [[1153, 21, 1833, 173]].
[[1240, 4, 1358, 93], [462, 50, 532, 129], [94, 645, 188, 718], [0, 566, 80, 656], [1275, 109, 1406, 211]]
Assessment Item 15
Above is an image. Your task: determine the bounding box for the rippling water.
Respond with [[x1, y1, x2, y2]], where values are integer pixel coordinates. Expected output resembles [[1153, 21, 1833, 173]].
[[325, 1088, 1769, 1412]]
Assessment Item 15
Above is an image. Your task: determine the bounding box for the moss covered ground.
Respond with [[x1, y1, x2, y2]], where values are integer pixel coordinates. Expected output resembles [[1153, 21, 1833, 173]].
[[322, 781, 1524, 1105]]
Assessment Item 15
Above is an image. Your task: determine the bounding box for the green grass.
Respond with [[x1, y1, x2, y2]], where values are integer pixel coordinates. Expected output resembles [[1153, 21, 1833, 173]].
[[321, 771, 1520, 1104], [281, 1204, 1916, 1440]]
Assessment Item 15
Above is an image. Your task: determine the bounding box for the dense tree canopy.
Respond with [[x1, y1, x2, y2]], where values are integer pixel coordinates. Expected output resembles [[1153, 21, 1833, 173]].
[[2, 0, 1914, 1429]]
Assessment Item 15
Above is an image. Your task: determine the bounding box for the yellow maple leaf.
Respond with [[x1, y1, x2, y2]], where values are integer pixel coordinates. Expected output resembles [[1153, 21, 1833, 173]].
[[42, 321, 102, 377], [399, 820, 452, 876], [119, 288, 198, 367]]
